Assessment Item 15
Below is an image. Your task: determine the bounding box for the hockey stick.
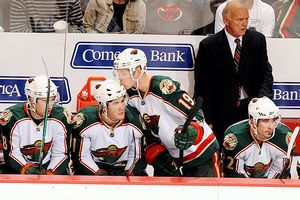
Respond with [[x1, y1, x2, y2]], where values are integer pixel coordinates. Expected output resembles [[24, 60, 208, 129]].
[[178, 96, 203, 174], [38, 57, 51, 172], [279, 126, 299, 179]]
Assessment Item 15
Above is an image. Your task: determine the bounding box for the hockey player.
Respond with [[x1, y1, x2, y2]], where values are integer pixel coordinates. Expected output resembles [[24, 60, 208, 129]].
[[113, 48, 220, 177], [72, 79, 147, 176], [223, 96, 293, 178], [0, 75, 72, 174]]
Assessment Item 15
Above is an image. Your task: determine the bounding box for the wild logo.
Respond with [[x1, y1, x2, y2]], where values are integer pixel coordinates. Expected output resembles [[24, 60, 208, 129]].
[[73, 113, 84, 129], [244, 160, 272, 178], [157, 5, 182, 22], [92, 145, 127, 164], [21, 140, 52, 162], [0, 110, 12, 126], [159, 79, 176, 95], [223, 133, 238, 150]]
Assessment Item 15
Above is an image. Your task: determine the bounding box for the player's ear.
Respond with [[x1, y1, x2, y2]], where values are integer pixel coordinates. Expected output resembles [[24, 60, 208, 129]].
[[133, 66, 142, 77]]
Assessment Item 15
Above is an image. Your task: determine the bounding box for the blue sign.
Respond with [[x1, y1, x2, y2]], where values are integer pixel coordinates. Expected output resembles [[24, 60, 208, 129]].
[[70, 42, 195, 71], [273, 82, 300, 109], [0, 76, 71, 104]]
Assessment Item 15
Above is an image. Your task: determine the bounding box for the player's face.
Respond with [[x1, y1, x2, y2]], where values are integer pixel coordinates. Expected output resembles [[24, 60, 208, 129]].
[[256, 117, 279, 140], [224, 7, 248, 37], [34, 96, 55, 118], [107, 96, 127, 121], [115, 69, 136, 90]]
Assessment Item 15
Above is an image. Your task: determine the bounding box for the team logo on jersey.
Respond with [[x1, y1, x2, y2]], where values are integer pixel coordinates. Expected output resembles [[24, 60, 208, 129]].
[[63, 108, 73, 124], [21, 140, 52, 162], [223, 133, 238, 150], [159, 79, 176, 94], [0, 110, 12, 126], [92, 145, 126, 164], [73, 113, 84, 129], [286, 131, 297, 149], [244, 160, 272, 178]]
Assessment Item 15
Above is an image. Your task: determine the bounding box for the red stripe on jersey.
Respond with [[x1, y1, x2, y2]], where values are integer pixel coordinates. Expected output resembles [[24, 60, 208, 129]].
[[183, 133, 216, 163]]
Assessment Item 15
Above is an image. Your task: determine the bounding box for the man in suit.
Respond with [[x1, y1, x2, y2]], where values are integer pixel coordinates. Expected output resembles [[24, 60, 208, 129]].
[[193, 0, 273, 147]]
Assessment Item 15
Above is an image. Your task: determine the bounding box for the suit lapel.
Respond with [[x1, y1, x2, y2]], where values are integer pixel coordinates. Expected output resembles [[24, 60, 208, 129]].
[[218, 30, 237, 74]]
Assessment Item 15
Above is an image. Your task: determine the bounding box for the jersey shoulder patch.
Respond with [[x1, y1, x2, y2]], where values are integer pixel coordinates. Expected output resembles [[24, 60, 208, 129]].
[[63, 108, 73, 124], [0, 110, 12, 126], [223, 133, 238, 150], [159, 79, 177, 95], [73, 113, 85, 129]]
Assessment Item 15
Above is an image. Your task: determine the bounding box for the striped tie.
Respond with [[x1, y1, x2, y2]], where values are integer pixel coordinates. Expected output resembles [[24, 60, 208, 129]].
[[234, 38, 241, 104], [233, 38, 241, 73]]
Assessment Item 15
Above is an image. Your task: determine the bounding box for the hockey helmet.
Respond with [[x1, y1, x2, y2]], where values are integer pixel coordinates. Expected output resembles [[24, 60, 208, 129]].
[[93, 79, 127, 108], [25, 75, 57, 103], [113, 48, 147, 79], [248, 96, 279, 121], [248, 96, 280, 141]]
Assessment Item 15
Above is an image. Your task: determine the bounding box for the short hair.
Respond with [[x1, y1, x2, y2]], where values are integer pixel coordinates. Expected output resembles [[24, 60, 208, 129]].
[[222, 0, 247, 20]]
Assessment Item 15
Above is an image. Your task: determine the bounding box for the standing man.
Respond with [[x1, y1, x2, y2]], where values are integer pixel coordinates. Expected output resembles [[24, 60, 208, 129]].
[[0, 75, 72, 174], [113, 48, 220, 177], [72, 79, 147, 176], [194, 0, 273, 147], [215, 0, 275, 37], [223, 97, 292, 178]]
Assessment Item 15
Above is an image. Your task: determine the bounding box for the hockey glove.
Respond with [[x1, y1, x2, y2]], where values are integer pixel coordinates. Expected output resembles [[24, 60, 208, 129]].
[[145, 143, 180, 176], [20, 163, 41, 174], [95, 168, 109, 176], [174, 122, 198, 150]]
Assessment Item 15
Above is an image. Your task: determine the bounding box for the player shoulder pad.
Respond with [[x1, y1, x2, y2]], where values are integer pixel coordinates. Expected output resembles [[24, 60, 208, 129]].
[[271, 124, 292, 151], [0, 109, 12, 126]]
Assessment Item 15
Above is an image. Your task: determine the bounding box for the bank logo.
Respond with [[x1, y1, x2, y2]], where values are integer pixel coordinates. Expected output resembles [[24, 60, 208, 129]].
[[70, 42, 194, 71], [0, 76, 71, 104], [273, 82, 300, 109]]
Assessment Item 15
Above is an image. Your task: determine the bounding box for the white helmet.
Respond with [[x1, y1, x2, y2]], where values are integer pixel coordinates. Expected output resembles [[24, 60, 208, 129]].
[[113, 48, 147, 79], [93, 79, 127, 108], [248, 96, 280, 141], [25, 75, 57, 103], [248, 96, 279, 120]]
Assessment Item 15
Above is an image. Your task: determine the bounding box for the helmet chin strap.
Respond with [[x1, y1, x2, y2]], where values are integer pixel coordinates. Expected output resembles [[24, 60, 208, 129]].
[[27, 101, 45, 119], [250, 120, 275, 142], [101, 106, 119, 125]]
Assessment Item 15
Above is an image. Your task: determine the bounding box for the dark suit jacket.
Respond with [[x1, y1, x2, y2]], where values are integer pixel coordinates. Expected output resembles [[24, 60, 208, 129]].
[[193, 29, 273, 144]]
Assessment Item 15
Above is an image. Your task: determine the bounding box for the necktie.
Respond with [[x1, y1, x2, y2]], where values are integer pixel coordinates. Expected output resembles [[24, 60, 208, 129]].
[[234, 38, 242, 104], [233, 38, 241, 73]]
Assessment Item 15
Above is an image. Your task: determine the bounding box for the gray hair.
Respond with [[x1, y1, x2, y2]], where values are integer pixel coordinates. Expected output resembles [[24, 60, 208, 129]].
[[222, 0, 247, 20]]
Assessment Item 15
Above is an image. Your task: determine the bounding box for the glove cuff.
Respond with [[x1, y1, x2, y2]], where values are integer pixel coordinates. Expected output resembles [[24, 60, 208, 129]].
[[145, 143, 166, 165]]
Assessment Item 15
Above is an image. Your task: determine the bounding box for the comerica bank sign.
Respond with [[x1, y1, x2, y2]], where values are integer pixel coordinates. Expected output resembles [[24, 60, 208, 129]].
[[70, 42, 195, 71], [0, 76, 71, 104], [273, 82, 300, 109]]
